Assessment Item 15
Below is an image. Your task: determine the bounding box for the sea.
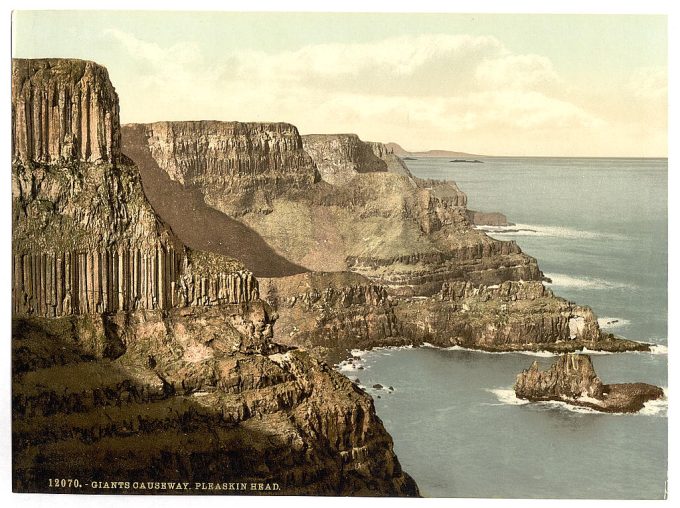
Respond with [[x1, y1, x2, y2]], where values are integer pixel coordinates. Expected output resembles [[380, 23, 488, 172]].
[[338, 157, 668, 499]]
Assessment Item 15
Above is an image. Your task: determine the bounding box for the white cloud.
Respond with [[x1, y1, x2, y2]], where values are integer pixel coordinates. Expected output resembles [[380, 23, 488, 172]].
[[104, 30, 664, 155]]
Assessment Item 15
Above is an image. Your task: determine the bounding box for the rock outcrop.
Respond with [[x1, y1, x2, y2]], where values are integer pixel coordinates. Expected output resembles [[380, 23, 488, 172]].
[[127, 121, 320, 216], [302, 134, 388, 186], [259, 272, 411, 364], [13, 308, 419, 495], [12, 58, 419, 497], [515, 354, 664, 413], [394, 281, 648, 353], [466, 210, 511, 227], [12, 59, 120, 165]]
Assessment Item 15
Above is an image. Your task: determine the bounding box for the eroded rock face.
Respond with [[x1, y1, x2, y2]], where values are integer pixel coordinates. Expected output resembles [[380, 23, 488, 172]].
[[514, 354, 664, 413], [515, 354, 604, 400], [12, 58, 419, 497], [259, 272, 410, 363], [124, 123, 543, 295], [12, 308, 419, 495], [119, 121, 654, 356], [127, 121, 320, 216], [393, 281, 617, 352], [301, 134, 390, 185], [12, 59, 120, 164]]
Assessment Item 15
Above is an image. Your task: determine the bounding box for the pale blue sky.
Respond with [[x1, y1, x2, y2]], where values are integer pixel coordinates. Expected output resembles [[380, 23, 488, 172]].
[[12, 11, 668, 156]]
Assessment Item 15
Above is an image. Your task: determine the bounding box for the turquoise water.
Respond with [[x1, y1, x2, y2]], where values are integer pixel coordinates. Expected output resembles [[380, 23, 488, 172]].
[[345, 157, 668, 499]]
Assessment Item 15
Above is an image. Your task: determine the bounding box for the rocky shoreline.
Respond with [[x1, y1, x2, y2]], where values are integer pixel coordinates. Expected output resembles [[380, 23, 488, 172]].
[[11, 58, 418, 496], [11, 56, 655, 496]]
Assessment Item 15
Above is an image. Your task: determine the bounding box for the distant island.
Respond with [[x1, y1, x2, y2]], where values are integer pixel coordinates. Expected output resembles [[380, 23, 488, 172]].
[[451, 159, 483, 163], [386, 142, 482, 158]]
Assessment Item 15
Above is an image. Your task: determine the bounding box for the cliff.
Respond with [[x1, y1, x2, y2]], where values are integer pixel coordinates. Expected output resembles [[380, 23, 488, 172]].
[[259, 272, 411, 363], [515, 354, 664, 413], [126, 121, 320, 216], [123, 121, 649, 356], [394, 281, 647, 353], [125, 122, 542, 293], [301, 134, 388, 186], [12, 58, 419, 496], [12, 59, 120, 165]]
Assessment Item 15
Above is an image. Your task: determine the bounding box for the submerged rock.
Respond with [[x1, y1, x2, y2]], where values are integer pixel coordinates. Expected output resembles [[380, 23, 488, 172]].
[[514, 354, 664, 413]]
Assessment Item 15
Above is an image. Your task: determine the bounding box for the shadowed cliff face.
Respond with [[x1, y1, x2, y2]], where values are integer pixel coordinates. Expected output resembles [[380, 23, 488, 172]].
[[121, 124, 309, 278], [124, 121, 542, 294], [12, 58, 420, 497]]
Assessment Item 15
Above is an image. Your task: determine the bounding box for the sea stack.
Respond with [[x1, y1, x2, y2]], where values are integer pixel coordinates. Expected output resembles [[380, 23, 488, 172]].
[[514, 354, 664, 413]]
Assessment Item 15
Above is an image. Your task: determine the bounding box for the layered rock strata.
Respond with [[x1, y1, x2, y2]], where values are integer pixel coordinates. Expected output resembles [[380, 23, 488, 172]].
[[12, 58, 419, 496], [13, 308, 419, 495], [127, 121, 320, 216], [515, 354, 664, 413], [260, 278, 646, 363], [124, 122, 543, 293], [259, 272, 411, 363], [123, 120, 648, 356], [396, 281, 647, 352]]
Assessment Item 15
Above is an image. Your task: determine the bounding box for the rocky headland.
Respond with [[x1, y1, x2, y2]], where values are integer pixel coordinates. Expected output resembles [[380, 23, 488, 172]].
[[120, 120, 650, 362], [514, 354, 664, 413], [11, 58, 419, 496]]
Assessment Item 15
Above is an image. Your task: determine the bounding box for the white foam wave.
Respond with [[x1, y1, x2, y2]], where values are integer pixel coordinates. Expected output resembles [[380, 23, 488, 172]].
[[491, 387, 667, 417], [442, 344, 556, 357], [649, 344, 668, 355], [538, 399, 604, 414], [580, 347, 615, 355], [546, 273, 634, 290], [639, 389, 668, 416], [486, 388, 530, 405], [477, 223, 622, 240], [350, 348, 370, 357], [597, 317, 632, 329], [336, 361, 362, 372]]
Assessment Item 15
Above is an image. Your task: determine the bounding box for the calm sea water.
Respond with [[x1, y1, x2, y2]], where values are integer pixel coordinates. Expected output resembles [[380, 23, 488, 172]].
[[342, 157, 668, 499]]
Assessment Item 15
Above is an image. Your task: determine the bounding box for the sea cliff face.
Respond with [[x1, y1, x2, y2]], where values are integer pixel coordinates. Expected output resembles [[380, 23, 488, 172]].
[[129, 121, 320, 216], [125, 122, 542, 294], [121, 119, 647, 357], [12, 58, 419, 497]]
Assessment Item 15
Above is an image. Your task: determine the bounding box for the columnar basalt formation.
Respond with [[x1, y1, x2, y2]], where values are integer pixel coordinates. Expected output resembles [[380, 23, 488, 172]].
[[127, 121, 320, 216], [12, 58, 419, 497], [12, 59, 120, 165], [515, 354, 664, 413], [123, 121, 648, 355]]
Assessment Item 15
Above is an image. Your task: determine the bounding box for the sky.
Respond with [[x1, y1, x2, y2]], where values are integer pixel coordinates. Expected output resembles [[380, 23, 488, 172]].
[[12, 10, 668, 157]]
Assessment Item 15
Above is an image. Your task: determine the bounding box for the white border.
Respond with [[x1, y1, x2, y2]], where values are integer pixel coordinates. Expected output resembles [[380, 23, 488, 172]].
[[2, 2, 675, 508]]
